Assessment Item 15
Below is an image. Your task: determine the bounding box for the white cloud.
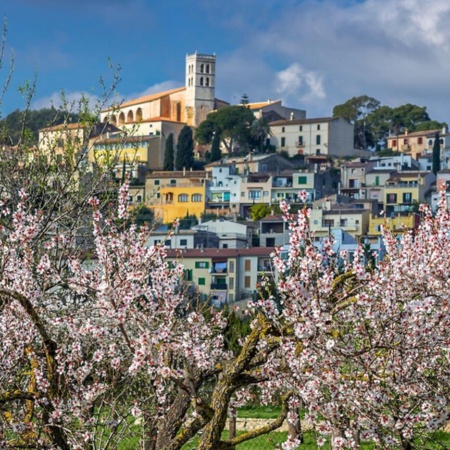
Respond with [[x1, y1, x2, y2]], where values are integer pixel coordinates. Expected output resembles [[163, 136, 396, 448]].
[[216, 0, 450, 121], [275, 63, 325, 104], [31, 91, 101, 112], [126, 80, 180, 101]]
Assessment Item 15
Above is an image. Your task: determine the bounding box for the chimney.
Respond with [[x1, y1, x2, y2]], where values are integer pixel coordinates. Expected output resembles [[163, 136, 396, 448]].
[[404, 128, 409, 136], [290, 112, 294, 121], [183, 166, 186, 176]]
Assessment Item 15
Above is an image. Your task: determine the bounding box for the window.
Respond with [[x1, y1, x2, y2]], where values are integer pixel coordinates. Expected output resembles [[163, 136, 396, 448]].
[[281, 137, 286, 147], [180, 239, 187, 246], [386, 193, 397, 204], [282, 127, 285, 133], [404, 139, 409, 145], [429, 140, 433, 146], [206, 64, 210, 74], [195, 261, 209, 269], [299, 126, 303, 131], [298, 176, 307, 184], [316, 135, 321, 145], [392, 140, 397, 147], [205, 77, 210, 87], [263, 191, 269, 197], [184, 269, 192, 281], [340, 219, 348, 227], [298, 136, 303, 145], [418, 137, 423, 145], [317, 124, 321, 130], [200, 77, 204, 86], [249, 190, 261, 199], [200, 64, 204, 73], [375, 176, 380, 186], [178, 194, 189, 202], [324, 219, 334, 227], [170, 179, 176, 185], [56, 154, 63, 163], [165, 239, 171, 247], [245, 259, 251, 271], [403, 192, 412, 203], [245, 276, 251, 289], [229, 277, 234, 290], [229, 260, 235, 273], [156, 193, 160, 199], [198, 278, 205, 286], [191, 193, 202, 202], [222, 244, 228, 249]]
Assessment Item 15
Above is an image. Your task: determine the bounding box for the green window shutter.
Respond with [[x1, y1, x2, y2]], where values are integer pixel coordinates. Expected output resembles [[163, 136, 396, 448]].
[[198, 278, 205, 286], [298, 176, 307, 184]]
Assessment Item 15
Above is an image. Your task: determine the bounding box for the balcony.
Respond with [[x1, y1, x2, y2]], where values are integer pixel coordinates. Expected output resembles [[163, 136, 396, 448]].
[[210, 283, 228, 290]]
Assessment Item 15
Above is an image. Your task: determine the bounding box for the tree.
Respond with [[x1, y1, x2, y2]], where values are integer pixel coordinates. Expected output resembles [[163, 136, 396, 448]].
[[267, 197, 450, 449], [175, 125, 194, 170], [333, 96, 447, 150], [210, 131, 222, 162], [432, 131, 441, 175], [163, 133, 175, 171], [195, 105, 255, 154], [240, 93, 249, 105], [333, 95, 380, 150], [250, 117, 272, 152]]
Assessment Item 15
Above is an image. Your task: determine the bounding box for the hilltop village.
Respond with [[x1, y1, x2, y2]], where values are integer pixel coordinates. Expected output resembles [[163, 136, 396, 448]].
[[38, 52, 450, 307]]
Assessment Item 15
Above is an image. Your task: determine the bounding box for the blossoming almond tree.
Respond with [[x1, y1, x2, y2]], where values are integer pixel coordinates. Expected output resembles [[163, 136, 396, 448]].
[[269, 194, 450, 449], [0, 176, 295, 449]]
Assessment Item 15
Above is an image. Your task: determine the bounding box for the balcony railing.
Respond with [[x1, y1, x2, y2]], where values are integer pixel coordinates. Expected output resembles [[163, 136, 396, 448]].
[[210, 283, 228, 290]]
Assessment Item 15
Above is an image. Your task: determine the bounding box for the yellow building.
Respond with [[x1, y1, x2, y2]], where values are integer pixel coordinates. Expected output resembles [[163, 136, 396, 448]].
[[383, 171, 434, 216], [369, 213, 420, 235], [146, 170, 211, 223]]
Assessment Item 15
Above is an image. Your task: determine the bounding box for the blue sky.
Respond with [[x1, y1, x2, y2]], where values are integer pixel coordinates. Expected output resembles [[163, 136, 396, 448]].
[[2, 0, 450, 123]]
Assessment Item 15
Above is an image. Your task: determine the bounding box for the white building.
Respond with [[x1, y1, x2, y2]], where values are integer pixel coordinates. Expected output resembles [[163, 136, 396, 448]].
[[269, 117, 354, 157]]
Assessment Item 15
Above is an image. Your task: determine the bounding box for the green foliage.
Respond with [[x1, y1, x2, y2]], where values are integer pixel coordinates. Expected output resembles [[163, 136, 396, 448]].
[[432, 132, 441, 175], [333, 96, 446, 150], [133, 206, 154, 228], [178, 213, 198, 230], [222, 307, 252, 355], [163, 133, 174, 171], [250, 117, 272, 152], [175, 126, 194, 170], [195, 105, 256, 154], [250, 203, 281, 221], [210, 131, 222, 162], [240, 93, 249, 105], [0, 107, 79, 145]]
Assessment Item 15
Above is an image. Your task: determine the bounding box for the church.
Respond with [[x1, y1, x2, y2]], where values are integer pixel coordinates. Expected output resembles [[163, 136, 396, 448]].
[[99, 52, 229, 142]]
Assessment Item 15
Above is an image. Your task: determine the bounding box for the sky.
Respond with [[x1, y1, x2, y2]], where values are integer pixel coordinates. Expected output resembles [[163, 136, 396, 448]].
[[2, 0, 450, 123]]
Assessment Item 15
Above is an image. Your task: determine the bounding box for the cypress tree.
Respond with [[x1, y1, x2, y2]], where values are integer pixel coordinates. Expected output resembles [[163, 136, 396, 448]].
[[163, 133, 174, 171], [175, 126, 194, 170], [432, 132, 441, 175], [210, 131, 221, 162]]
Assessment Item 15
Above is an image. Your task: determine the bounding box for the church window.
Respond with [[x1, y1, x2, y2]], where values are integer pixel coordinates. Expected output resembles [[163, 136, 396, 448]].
[[200, 64, 204, 73], [200, 77, 204, 86], [205, 77, 210, 87], [206, 64, 210, 74]]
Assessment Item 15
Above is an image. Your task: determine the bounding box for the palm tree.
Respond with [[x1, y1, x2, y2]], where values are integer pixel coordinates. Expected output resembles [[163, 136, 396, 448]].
[[250, 117, 272, 152]]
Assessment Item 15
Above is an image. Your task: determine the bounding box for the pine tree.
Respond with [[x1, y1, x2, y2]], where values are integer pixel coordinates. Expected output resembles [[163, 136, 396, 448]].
[[210, 131, 221, 162], [175, 126, 194, 170], [240, 93, 249, 105], [432, 132, 441, 175], [163, 133, 174, 171]]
